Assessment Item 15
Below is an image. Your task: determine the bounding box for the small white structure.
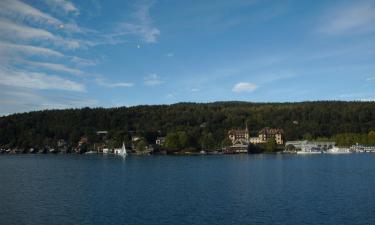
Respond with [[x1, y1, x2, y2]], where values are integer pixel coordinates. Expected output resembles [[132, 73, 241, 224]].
[[351, 144, 375, 153], [114, 142, 127, 157], [156, 137, 166, 146], [285, 140, 336, 153], [326, 146, 351, 154], [102, 148, 109, 154]]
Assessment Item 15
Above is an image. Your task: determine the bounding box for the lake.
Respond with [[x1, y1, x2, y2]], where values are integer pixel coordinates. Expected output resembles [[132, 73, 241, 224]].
[[1, 154, 375, 225]]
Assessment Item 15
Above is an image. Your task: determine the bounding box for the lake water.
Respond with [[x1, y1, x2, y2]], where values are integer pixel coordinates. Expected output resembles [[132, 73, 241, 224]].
[[1, 154, 375, 225]]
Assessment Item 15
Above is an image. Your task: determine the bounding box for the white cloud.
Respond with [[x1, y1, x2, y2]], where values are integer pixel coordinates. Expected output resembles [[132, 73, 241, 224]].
[[0, 19, 81, 49], [319, 1, 375, 35], [144, 73, 164, 86], [191, 88, 199, 92], [166, 52, 174, 57], [0, 42, 64, 57], [114, 2, 160, 43], [22, 60, 84, 76], [366, 76, 375, 81], [95, 77, 134, 88], [232, 82, 258, 93], [166, 93, 175, 98], [0, 88, 98, 116], [0, 67, 85, 92], [70, 56, 98, 67], [0, 0, 61, 26], [43, 0, 79, 15]]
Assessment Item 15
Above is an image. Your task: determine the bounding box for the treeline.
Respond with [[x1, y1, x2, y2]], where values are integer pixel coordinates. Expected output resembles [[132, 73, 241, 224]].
[[0, 101, 374, 150], [316, 132, 375, 147]]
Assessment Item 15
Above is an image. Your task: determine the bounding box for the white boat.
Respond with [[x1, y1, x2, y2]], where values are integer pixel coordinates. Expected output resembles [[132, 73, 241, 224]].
[[297, 151, 321, 154], [114, 142, 127, 157], [85, 150, 97, 154], [326, 147, 351, 154]]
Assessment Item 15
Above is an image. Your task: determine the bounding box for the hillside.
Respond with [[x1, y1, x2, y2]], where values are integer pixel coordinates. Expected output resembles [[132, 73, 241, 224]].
[[0, 101, 374, 150]]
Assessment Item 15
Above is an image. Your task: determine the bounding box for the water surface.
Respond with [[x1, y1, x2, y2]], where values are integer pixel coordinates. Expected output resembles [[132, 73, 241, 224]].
[[1, 154, 375, 225]]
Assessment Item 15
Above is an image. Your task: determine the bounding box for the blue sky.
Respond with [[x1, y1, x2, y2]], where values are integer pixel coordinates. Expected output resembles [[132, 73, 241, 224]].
[[0, 0, 374, 115]]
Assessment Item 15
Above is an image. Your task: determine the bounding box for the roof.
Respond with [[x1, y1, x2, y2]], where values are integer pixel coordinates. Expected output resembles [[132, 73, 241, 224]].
[[228, 129, 248, 135], [259, 127, 284, 135]]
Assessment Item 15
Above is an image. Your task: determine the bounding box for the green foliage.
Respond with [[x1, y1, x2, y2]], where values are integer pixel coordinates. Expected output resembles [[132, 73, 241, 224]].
[[0, 101, 374, 151], [221, 137, 232, 148], [165, 133, 180, 149], [333, 133, 375, 147], [200, 132, 216, 150], [265, 138, 277, 153], [136, 138, 148, 152]]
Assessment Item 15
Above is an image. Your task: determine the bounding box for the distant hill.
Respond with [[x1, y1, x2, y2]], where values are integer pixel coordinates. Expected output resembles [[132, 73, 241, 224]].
[[0, 101, 374, 150]]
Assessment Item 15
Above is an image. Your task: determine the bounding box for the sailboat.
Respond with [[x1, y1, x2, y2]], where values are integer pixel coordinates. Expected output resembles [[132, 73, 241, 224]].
[[114, 142, 127, 157]]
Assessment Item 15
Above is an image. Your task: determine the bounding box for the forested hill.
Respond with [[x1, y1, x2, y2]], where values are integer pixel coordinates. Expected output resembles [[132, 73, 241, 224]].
[[1, 101, 374, 149]]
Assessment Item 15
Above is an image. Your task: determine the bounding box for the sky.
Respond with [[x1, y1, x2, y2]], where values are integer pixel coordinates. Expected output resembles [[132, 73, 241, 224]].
[[0, 0, 374, 115]]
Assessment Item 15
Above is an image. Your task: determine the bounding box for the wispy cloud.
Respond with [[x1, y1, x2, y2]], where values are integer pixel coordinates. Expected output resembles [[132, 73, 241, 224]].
[[70, 56, 98, 67], [43, 0, 79, 15], [166, 52, 174, 57], [0, 18, 81, 49], [95, 77, 134, 88], [318, 1, 375, 35], [112, 1, 160, 43], [144, 73, 164, 86], [0, 0, 61, 26], [232, 82, 258, 93], [21, 60, 85, 76], [0, 88, 97, 116], [0, 42, 64, 57], [0, 67, 85, 92], [366, 76, 375, 81]]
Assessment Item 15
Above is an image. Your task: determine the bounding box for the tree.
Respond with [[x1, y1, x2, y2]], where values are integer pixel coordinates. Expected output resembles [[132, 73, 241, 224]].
[[221, 137, 232, 148], [165, 132, 180, 149], [201, 132, 216, 150], [178, 131, 189, 149], [136, 139, 148, 152], [265, 138, 277, 153]]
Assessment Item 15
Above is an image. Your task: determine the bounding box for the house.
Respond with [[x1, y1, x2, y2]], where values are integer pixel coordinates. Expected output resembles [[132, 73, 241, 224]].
[[228, 125, 249, 145], [258, 127, 284, 145], [155, 137, 166, 146], [228, 125, 284, 146], [57, 139, 68, 153], [76, 136, 88, 154]]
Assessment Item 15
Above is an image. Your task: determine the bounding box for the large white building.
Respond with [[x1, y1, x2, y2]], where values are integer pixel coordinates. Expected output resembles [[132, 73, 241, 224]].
[[285, 141, 336, 153], [228, 126, 284, 145]]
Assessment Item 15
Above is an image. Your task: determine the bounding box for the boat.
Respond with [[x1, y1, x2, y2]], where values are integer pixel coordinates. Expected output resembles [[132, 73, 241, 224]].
[[297, 151, 321, 154], [85, 150, 97, 154], [114, 142, 127, 157], [296, 147, 322, 154], [326, 147, 351, 154]]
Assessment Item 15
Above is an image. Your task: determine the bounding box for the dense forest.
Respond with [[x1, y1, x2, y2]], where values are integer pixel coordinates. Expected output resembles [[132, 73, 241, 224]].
[[0, 101, 374, 152]]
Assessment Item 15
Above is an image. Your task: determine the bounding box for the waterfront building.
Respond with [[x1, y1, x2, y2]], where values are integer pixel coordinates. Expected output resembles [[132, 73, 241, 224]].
[[57, 139, 68, 153], [258, 127, 284, 145], [228, 125, 284, 146], [75, 136, 88, 154], [228, 125, 249, 145], [285, 140, 336, 153], [155, 137, 166, 146], [351, 144, 375, 153], [102, 148, 110, 154]]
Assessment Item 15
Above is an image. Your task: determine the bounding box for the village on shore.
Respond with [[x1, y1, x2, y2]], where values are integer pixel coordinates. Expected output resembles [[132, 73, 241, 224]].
[[1, 124, 375, 155]]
